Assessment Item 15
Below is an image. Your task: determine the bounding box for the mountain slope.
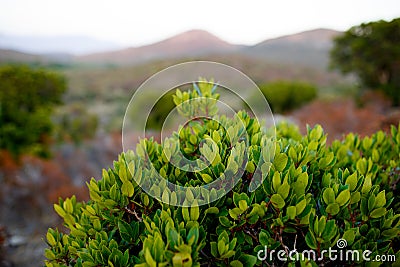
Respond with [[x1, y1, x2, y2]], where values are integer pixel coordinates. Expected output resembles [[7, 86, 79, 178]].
[[0, 49, 42, 63], [242, 28, 341, 68], [77, 30, 240, 64]]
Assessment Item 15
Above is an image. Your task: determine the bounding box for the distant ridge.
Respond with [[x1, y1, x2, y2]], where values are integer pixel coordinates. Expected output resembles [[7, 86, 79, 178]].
[[0, 49, 42, 63], [77, 29, 239, 64], [254, 28, 340, 49], [242, 28, 341, 68], [0, 28, 343, 69], [77, 28, 341, 67]]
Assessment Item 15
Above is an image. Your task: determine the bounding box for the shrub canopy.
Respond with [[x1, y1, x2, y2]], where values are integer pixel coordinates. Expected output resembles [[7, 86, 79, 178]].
[[45, 82, 399, 267]]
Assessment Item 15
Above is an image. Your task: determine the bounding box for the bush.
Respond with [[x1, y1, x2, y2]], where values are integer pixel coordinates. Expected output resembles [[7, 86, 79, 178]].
[[53, 103, 99, 145], [44, 82, 399, 266], [257, 81, 317, 113], [0, 65, 66, 158]]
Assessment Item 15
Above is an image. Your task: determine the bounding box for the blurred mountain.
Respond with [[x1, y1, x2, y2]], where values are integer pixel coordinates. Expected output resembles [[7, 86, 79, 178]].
[[0, 48, 75, 65], [0, 28, 342, 69], [0, 49, 42, 63], [77, 28, 341, 68], [242, 28, 341, 68], [0, 33, 122, 55], [77, 29, 240, 64]]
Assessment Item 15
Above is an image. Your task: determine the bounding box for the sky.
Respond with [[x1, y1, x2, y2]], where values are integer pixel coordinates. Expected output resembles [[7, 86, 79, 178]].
[[0, 0, 399, 47]]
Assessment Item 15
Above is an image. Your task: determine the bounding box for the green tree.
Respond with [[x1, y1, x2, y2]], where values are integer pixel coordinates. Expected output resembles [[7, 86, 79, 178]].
[[330, 18, 400, 105], [0, 65, 66, 158]]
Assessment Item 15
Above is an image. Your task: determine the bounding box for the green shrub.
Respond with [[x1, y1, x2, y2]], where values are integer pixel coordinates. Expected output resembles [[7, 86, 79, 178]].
[[0, 64, 66, 158], [44, 82, 399, 266], [256, 81, 317, 113], [53, 103, 99, 145]]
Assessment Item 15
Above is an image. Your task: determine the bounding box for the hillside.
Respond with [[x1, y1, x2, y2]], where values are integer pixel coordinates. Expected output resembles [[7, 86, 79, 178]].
[[0, 49, 43, 63], [1, 28, 342, 70], [242, 28, 341, 68], [77, 30, 239, 64]]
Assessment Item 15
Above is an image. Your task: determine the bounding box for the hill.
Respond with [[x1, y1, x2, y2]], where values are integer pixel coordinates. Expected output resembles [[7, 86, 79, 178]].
[[77, 30, 240, 64], [242, 28, 341, 68], [0, 49, 42, 63], [76, 28, 341, 69]]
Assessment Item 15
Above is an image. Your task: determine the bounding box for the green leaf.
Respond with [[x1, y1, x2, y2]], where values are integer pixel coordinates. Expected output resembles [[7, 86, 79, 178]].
[[121, 181, 134, 197], [190, 204, 200, 221], [210, 242, 218, 258], [382, 228, 400, 239], [370, 207, 387, 218], [274, 153, 288, 172], [259, 230, 269, 246], [287, 206, 297, 220], [201, 173, 213, 183], [342, 229, 356, 246], [54, 204, 66, 218], [374, 191, 386, 208], [272, 172, 281, 192], [321, 220, 337, 241], [172, 252, 192, 267], [219, 216, 231, 227], [205, 207, 219, 215], [229, 208, 242, 220], [153, 236, 165, 262], [144, 248, 157, 267], [277, 182, 290, 199], [317, 216, 327, 236], [345, 172, 358, 191], [46, 231, 57, 246], [238, 200, 248, 212], [356, 158, 367, 175], [44, 249, 56, 260], [361, 176, 372, 194], [221, 250, 235, 259], [182, 207, 190, 222], [336, 189, 350, 206], [350, 192, 361, 204], [230, 260, 244, 267], [305, 231, 318, 249], [187, 226, 199, 245], [218, 239, 226, 256], [326, 203, 340, 215], [368, 194, 376, 211], [63, 199, 73, 214], [233, 192, 249, 207], [270, 194, 285, 209], [323, 188, 335, 205], [238, 254, 257, 267], [118, 220, 132, 242], [289, 147, 297, 162], [296, 199, 307, 215]]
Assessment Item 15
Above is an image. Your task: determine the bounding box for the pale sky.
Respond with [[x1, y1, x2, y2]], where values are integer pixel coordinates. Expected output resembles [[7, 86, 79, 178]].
[[1, 0, 399, 46]]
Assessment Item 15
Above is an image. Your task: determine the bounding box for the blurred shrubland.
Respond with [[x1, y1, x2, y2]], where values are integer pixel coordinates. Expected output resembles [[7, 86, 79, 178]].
[[255, 81, 317, 113], [0, 65, 66, 158]]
